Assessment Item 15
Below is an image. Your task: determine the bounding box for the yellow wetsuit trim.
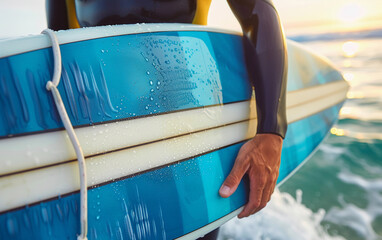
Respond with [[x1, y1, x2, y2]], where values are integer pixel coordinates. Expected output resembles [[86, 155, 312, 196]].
[[193, 0, 212, 25], [66, 0, 80, 29]]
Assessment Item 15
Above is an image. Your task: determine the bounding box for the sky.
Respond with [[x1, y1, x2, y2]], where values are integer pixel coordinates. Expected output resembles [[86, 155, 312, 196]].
[[0, 0, 382, 38], [274, 0, 382, 35], [208, 0, 382, 35]]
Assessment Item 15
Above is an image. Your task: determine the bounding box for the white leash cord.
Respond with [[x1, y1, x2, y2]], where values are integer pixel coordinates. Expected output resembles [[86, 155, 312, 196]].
[[42, 29, 88, 240]]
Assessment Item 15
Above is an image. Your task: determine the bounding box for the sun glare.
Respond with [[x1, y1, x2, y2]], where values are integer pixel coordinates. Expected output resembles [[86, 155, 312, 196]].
[[338, 3, 365, 23], [330, 127, 346, 136], [342, 41, 359, 57], [343, 72, 355, 81]]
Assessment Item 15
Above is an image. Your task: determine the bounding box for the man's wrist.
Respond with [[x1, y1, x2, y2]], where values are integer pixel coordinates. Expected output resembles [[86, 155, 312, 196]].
[[255, 132, 283, 141]]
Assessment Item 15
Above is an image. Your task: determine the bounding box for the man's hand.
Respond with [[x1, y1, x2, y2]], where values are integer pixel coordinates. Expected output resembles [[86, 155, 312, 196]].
[[219, 133, 283, 218]]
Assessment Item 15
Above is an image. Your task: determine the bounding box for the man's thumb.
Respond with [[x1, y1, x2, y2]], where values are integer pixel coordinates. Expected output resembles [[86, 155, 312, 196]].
[[219, 173, 242, 198]]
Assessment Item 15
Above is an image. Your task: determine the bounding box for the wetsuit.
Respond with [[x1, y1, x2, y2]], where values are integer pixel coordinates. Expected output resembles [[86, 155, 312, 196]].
[[45, 0, 287, 238]]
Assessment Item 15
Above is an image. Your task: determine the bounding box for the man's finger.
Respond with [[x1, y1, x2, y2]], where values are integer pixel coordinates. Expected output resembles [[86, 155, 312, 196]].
[[219, 156, 248, 198], [271, 172, 279, 194], [252, 182, 272, 214], [270, 179, 277, 195], [252, 173, 278, 215], [238, 173, 266, 218]]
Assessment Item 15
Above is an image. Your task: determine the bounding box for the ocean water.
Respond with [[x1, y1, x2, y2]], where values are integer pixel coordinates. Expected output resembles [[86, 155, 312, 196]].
[[219, 37, 382, 240]]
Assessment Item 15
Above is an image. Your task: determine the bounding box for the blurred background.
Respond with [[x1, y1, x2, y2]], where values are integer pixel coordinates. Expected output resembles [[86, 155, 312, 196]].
[[1, 0, 381, 239]]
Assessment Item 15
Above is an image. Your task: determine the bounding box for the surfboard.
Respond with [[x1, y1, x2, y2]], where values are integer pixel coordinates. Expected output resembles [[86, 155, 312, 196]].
[[0, 24, 349, 240]]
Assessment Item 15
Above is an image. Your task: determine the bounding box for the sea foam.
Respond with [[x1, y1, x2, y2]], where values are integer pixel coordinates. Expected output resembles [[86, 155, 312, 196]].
[[219, 189, 345, 240]]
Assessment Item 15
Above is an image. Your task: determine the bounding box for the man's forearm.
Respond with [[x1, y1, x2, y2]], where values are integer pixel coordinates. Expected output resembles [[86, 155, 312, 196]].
[[227, 0, 288, 138]]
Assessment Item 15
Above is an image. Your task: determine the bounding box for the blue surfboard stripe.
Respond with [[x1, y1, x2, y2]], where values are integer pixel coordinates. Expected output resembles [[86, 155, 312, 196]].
[[279, 102, 344, 181], [0, 142, 247, 240], [0, 102, 343, 240], [0, 31, 253, 137]]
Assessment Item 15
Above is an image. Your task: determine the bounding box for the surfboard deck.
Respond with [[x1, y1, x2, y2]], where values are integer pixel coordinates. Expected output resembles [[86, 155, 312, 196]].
[[0, 24, 349, 240]]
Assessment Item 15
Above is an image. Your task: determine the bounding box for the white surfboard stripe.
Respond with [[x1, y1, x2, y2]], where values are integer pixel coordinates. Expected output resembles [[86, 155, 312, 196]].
[[0, 24, 241, 58], [0, 80, 348, 179], [176, 207, 244, 240], [287, 80, 349, 123], [287, 80, 348, 108], [0, 100, 256, 176], [0, 120, 257, 213], [0, 80, 348, 213], [0, 80, 348, 177]]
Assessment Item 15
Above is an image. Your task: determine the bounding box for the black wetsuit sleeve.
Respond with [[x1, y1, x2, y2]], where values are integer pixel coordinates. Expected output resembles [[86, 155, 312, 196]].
[[46, 0, 69, 31], [227, 0, 288, 139]]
